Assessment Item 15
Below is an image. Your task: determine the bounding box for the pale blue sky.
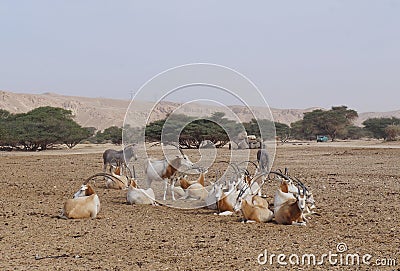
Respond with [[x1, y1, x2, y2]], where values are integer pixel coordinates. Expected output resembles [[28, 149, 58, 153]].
[[0, 1, 399, 112]]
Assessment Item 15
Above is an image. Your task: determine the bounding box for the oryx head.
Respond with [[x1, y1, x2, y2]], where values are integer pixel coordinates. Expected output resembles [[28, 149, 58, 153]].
[[170, 143, 194, 168], [296, 185, 307, 212], [73, 184, 94, 198], [233, 184, 249, 212]]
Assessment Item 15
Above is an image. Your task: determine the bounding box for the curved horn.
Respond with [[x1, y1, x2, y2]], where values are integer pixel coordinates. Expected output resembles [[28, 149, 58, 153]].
[[251, 172, 268, 181], [124, 165, 133, 179], [149, 142, 160, 148], [83, 172, 125, 186], [236, 184, 249, 201], [169, 142, 184, 155], [268, 170, 292, 181], [237, 168, 250, 179], [242, 172, 267, 193], [214, 169, 220, 183], [301, 182, 307, 195], [293, 176, 308, 191], [131, 165, 136, 179], [215, 161, 240, 177], [236, 160, 259, 169], [231, 163, 241, 174], [290, 176, 310, 195]]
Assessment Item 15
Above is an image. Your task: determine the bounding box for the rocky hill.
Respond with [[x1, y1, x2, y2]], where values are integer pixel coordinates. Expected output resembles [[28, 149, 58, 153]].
[[1, 90, 399, 130]]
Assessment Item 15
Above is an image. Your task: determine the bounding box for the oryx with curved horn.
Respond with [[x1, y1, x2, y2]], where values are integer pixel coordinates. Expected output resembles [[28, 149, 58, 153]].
[[144, 143, 194, 201]]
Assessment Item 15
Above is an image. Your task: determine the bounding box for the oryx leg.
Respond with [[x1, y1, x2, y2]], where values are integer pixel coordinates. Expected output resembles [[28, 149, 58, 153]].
[[170, 178, 176, 201], [163, 179, 168, 201], [103, 163, 109, 180], [145, 177, 152, 190], [218, 211, 233, 216], [292, 221, 307, 226]]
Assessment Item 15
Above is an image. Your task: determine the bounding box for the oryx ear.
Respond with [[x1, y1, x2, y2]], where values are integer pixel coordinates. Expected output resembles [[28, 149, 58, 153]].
[[85, 185, 95, 196]]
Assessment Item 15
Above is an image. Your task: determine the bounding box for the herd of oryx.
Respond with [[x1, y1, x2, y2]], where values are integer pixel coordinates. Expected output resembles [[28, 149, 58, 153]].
[[60, 144, 317, 226]]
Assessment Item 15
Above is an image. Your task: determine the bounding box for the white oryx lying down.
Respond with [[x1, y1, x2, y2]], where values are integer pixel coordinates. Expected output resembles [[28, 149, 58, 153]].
[[177, 169, 206, 189], [234, 194, 273, 223], [126, 178, 156, 205], [273, 179, 307, 226], [182, 182, 208, 200], [205, 181, 219, 210], [226, 171, 272, 222], [215, 179, 239, 215], [105, 165, 130, 189], [287, 179, 316, 216], [61, 184, 100, 219], [211, 167, 263, 215], [174, 168, 209, 200]]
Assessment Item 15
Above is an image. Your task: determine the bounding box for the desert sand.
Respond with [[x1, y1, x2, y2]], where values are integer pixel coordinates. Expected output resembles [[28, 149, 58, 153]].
[[0, 141, 399, 270]]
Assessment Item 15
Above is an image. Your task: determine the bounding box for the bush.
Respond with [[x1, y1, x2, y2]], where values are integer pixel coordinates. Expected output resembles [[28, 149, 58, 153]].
[[384, 125, 400, 141]]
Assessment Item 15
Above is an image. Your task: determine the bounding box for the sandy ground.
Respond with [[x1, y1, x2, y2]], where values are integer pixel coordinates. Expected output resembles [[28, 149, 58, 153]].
[[0, 142, 399, 270]]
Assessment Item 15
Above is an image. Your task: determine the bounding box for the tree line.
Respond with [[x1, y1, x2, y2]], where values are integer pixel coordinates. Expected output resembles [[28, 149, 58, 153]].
[[0, 105, 399, 151], [143, 106, 400, 146]]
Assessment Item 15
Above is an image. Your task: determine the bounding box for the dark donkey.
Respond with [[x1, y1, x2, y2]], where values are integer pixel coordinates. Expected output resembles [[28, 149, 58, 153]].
[[257, 144, 269, 173], [103, 144, 137, 172]]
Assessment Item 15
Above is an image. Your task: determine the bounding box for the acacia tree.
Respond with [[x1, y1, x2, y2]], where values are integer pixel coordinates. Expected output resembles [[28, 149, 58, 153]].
[[0, 109, 16, 149], [0, 109, 11, 119], [345, 125, 368, 140], [95, 126, 123, 144], [14, 107, 73, 150], [145, 112, 242, 148], [290, 119, 315, 140], [243, 119, 280, 140], [180, 119, 232, 148], [123, 124, 144, 144], [301, 106, 358, 141], [362, 117, 400, 140], [62, 123, 92, 148], [0, 107, 91, 150], [144, 119, 166, 143], [145, 114, 194, 145]]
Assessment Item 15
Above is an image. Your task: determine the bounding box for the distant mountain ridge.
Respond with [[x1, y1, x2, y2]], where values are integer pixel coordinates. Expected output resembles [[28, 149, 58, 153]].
[[1, 90, 399, 130]]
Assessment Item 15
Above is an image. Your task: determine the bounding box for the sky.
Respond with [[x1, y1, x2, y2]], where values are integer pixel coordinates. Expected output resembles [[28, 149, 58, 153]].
[[0, 1, 399, 113]]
